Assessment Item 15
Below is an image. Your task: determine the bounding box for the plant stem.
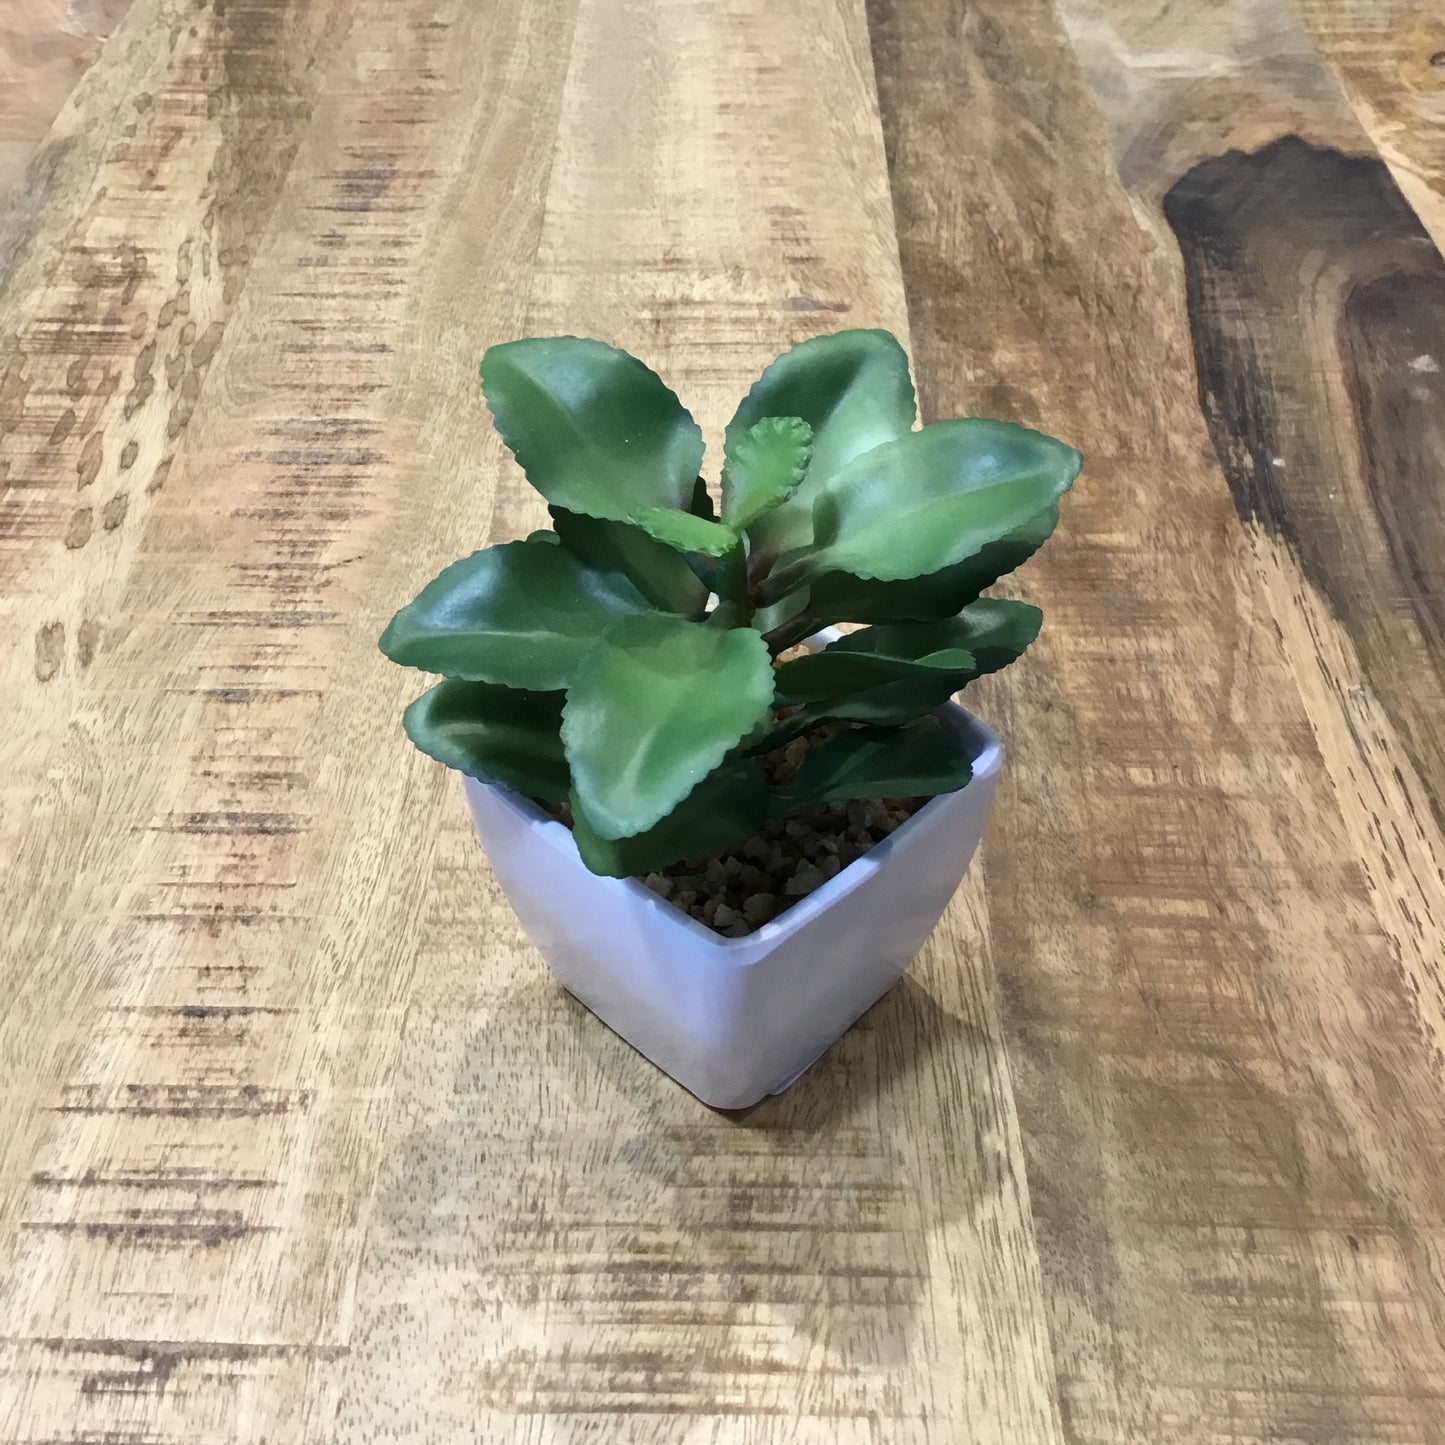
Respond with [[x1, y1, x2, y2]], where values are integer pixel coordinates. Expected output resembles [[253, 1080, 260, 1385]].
[[755, 557, 811, 609], [715, 540, 752, 626], [762, 609, 822, 656]]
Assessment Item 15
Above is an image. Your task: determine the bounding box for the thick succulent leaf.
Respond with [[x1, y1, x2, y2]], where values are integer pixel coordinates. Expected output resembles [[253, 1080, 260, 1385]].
[[721, 416, 813, 530], [480, 336, 704, 522], [804, 420, 1081, 585], [833, 597, 1043, 675], [378, 538, 648, 689], [631, 506, 740, 558], [570, 761, 769, 878], [402, 680, 570, 802], [550, 507, 707, 616], [814, 674, 972, 728], [762, 678, 971, 752], [762, 648, 977, 745], [771, 718, 974, 817], [772, 647, 976, 705], [806, 505, 1058, 623], [728, 330, 917, 558], [562, 615, 775, 839], [680, 482, 726, 590]]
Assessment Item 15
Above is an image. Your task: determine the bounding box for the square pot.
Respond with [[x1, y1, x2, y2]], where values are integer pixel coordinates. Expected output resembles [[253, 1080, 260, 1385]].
[[462, 692, 1001, 1110]]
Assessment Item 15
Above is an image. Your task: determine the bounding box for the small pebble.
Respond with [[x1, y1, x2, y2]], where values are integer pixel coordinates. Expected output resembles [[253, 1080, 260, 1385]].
[[595, 726, 926, 937], [785, 863, 826, 897], [742, 892, 774, 923]]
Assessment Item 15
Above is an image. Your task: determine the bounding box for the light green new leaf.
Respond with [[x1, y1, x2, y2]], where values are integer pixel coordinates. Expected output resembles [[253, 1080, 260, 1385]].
[[402, 680, 570, 802], [803, 420, 1080, 586], [562, 615, 775, 840], [480, 336, 704, 522], [806, 505, 1059, 623], [771, 718, 974, 817], [550, 507, 707, 616], [721, 416, 813, 530], [630, 506, 740, 558], [727, 330, 916, 558], [833, 597, 1043, 676], [378, 538, 649, 689], [570, 761, 769, 878]]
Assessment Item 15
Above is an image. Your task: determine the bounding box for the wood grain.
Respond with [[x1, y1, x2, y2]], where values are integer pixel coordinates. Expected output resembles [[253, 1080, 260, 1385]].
[[1164, 135, 1445, 838], [330, 0, 1062, 1438], [0, 0, 1057, 1440], [1295, 0, 1445, 247], [0, 0, 134, 201], [1, 0, 1443, 1440], [868, 0, 1445, 1439]]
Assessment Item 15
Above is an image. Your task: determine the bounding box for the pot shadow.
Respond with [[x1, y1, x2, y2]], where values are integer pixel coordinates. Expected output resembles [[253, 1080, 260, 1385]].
[[546, 967, 1010, 1367], [717, 974, 970, 1130], [372, 960, 1014, 1392], [551, 971, 978, 1132]]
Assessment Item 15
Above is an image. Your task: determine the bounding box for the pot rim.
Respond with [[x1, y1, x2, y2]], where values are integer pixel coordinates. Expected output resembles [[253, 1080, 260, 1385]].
[[487, 699, 998, 955], [477, 622, 1001, 954]]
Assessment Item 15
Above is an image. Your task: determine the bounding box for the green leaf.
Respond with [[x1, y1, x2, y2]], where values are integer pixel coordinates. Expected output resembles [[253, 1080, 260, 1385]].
[[378, 538, 649, 689], [550, 507, 707, 616], [630, 506, 740, 558], [679, 482, 726, 590], [773, 647, 976, 705], [833, 597, 1043, 676], [480, 337, 704, 523], [771, 718, 973, 816], [806, 506, 1058, 623], [570, 761, 768, 878], [728, 330, 917, 559], [762, 647, 977, 744], [721, 416, 813, 530], [562, 615, 775, 839], [402, 680, 570, 802], [804, 420, 1080, 585]]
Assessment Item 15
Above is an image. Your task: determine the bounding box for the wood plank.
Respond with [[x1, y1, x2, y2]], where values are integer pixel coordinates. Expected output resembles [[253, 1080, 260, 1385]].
[[1, 0, 1061, 1440], [1293, 0, 1445, 246], [330, 0, 1062, 1439], [0, 0, 134, 201], [867, 0, 1445, 1439], [1, 0, 578, 1437]]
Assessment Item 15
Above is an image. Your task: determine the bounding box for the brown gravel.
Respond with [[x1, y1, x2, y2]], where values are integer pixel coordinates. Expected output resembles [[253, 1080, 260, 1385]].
[[535, 726, 924, 937], [652, 721, 926, 936]]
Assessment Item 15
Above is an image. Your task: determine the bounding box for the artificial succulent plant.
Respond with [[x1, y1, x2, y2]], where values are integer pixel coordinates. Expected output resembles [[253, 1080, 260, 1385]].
[[380, 330, 1080, 876]]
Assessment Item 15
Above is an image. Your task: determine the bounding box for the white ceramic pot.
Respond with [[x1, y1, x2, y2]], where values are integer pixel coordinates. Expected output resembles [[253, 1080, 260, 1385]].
[[462, 658, 1001, 1110]]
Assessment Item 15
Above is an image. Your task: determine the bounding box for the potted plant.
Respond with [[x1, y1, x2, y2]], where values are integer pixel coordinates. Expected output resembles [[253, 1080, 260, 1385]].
[[380, 329, 1079, 1109]]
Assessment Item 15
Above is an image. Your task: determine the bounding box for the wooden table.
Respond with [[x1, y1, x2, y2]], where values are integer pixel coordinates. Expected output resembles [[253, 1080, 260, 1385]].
[[1, 0, 1442, 1439]]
